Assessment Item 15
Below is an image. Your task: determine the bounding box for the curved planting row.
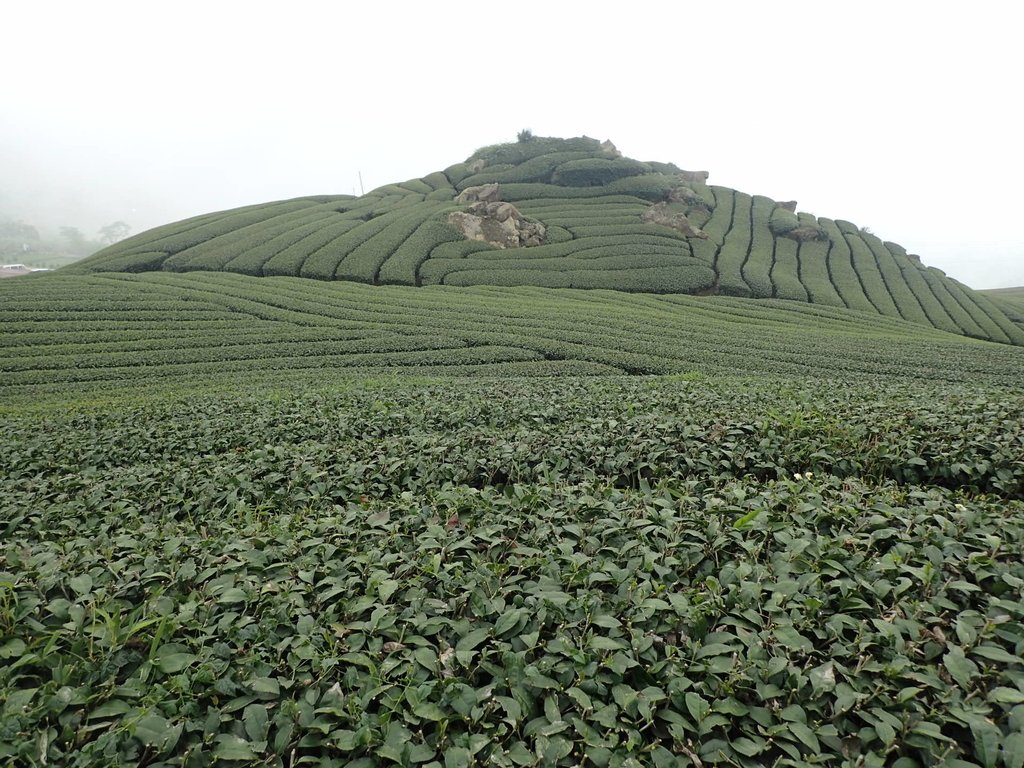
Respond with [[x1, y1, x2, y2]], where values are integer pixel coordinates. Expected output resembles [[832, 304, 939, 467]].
[[693, 189, 1022, 344], [423, 195, 717, 293], [65, 136, 1024, 345], [4, 273, 1024, 404], [715, 190, 752, 297], [981, 288, 1024, 329], [742, 194, 773, 298]]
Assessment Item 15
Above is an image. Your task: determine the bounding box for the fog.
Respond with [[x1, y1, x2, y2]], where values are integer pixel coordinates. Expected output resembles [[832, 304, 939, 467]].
[[3, 1, 1021, 287]]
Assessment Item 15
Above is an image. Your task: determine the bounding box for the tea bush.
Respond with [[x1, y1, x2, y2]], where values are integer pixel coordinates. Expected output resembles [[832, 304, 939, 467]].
[[552, 158, 651, 187], [2, 377, 1023, 766]]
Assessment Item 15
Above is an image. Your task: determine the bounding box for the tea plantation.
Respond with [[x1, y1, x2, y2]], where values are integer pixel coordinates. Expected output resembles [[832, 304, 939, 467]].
[[982, 289, 1024, 330], [64, 136, 1024, 348], [2, 137, 1024, 767]]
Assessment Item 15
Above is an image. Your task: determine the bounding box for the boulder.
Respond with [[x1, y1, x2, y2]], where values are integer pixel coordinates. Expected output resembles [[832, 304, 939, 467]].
[[466, 158, 487, 174], [448, 201, 546, 249], [669, 186, 710, 209], [641, 203, 709, 239], [456, 183, 502, 204], [778, 200, 797, 212], [676, 169, 710, 184], [492, 202, 518, 222], [783, 225, 829, 243], [600, 139, 622, 157]]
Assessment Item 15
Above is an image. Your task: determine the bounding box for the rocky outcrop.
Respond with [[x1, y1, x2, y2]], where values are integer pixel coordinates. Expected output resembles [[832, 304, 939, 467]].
[[778, 200, 797, 212], [676, 169, 710, 184], [466, 158, 487, 174], [448, 201, 546, 249], [455, 183, 501, 204], [641, 203, 708, 239], [600, 139, 622, 157], [669, 186, 711, 209], [782, 225, 829, 243]]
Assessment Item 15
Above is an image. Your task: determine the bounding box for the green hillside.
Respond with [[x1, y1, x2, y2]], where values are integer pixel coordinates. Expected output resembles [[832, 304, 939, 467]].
[[3, 271, 1024, 406], [981, 286, 1024, 329], [65, 135, 1024, 346]]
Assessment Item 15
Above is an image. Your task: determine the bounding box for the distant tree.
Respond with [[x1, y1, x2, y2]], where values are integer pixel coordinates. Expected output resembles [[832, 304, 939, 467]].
[[98, 220, 131, 245], [0, 218, 39, 259], [59, 226, 99, 255], [517, 128, 535, 143], [0, 217, 40, 241]]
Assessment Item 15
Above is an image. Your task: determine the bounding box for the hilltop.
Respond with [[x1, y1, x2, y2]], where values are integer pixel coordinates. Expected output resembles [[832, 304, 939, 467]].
[[66, 135, 1023, 347]]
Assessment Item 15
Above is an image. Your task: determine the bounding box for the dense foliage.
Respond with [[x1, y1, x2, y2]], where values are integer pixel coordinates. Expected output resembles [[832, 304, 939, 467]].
[[62, 137, 1023, 346], [2, 378, 1023, 767]]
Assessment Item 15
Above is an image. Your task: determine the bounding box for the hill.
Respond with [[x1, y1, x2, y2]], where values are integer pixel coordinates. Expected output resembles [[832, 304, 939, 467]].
[[65, 135, 1024, 346]]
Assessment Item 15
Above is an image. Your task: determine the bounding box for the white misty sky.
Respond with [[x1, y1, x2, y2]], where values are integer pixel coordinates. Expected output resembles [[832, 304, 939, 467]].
[[2, 0, 1021, 288]]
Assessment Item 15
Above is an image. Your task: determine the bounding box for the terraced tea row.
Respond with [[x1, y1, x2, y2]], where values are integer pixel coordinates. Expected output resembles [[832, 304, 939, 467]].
[[3, 272, 1023, 404], [982, 287, 1024, 331], [64, 136, 1023, 346]]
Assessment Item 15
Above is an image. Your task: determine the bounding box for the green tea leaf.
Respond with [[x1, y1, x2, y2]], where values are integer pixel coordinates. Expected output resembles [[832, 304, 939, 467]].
[[944, 646, 977, 689], [378, 579, 400, 602], [218, 587, 247, 604], [875, 720, 897, 747], [69, 574, 93, 595], [0, 638, 26, 659], [213, 734, 258, 760], [155, 652, 197, 674], [413, 701, 445, 721], [444, 746, 471, 768], [567, 687, 593, 712], [990, 688, 1024, 705], [455, 628, 490, 653], [507, 742, 534, 765], [970, 720, 1000, 768], [133, 714, 181, 752], [88, 699, 132, 719], [589, 635, 625, 651], [243, 703, 269, 743], [970, 645, 1020, 664], [731, 736, 766, 756], [1003, 732, 1024, 768], [774, 626, 812, 652], [494, 608, 526, 637], [790, 722, 820, 752], [250, 677, 280, 696], [685, 692, 709, 722]]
